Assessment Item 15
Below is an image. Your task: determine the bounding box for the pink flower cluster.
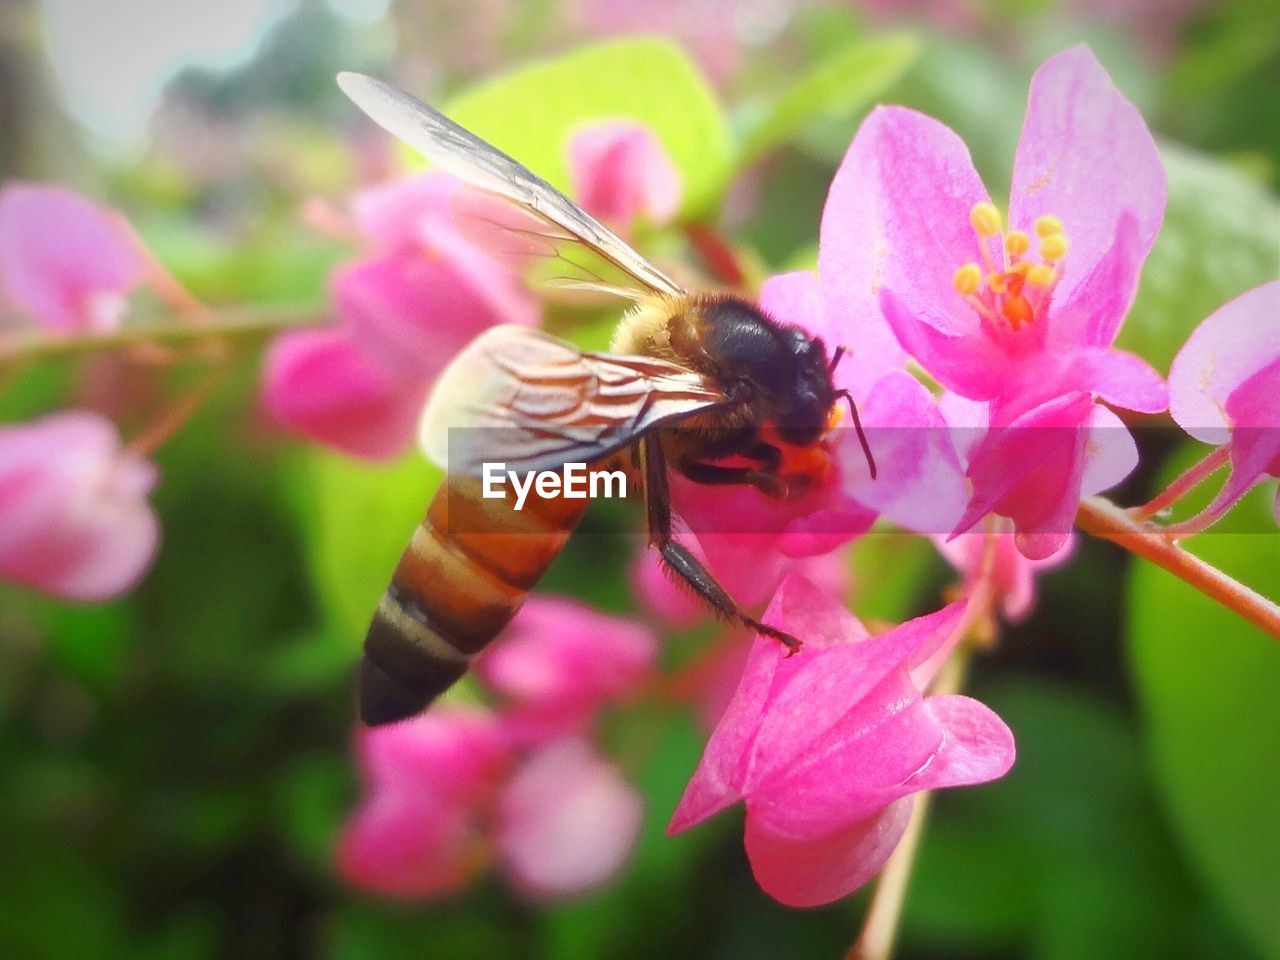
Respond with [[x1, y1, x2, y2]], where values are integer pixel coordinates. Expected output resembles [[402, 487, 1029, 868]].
[[0, 184, 163, 602], [263, 119, 680, 459], [625, 45, 1275, 906], [340, 598, 655, 899]]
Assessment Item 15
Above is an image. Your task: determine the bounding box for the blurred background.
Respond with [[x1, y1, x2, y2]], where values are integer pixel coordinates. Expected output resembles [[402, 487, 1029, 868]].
[[1, 0, 1277, 958]]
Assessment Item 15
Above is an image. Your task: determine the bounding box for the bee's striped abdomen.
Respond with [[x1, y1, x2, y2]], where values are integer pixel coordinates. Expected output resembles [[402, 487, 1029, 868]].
[[358, 475, 589, 725]]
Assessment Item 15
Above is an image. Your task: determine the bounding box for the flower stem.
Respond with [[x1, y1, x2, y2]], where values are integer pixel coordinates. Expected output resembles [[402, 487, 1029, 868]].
[[1131, 445, 1231, 520], [846, 790, 933, 960], [683, 224, 746, 287], [847, 643, 972, 960], [1076, 496, 1280, 641], [124, 360, 233, 458], [0, 304, 328, 364]]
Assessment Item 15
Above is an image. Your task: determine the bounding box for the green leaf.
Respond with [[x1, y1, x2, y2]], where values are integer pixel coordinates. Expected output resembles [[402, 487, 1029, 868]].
[[298, 449, 439, 640], [443, 39, 732, 218], [1128, 476, 1280, 958], [737, 33, 918, 166], [1119, 145, 1280, 376], [849, 532, 943, 624], [906, 677, 1225, 959]]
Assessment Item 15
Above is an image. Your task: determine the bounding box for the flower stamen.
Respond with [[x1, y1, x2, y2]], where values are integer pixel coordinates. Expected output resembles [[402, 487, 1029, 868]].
[[956, 203, 1069, 332]]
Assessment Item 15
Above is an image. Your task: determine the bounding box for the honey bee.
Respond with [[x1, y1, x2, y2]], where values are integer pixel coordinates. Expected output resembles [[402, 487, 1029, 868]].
[[337, 72, 875, 725]]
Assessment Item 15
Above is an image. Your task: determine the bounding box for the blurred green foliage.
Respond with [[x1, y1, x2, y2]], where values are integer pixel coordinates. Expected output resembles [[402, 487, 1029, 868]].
[[446, 39, 731, 218], [2, 2, 1278, 959]]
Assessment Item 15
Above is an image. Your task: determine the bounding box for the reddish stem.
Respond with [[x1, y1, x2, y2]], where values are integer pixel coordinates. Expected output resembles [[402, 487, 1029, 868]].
[[125, 361, 231, 458], [1076, 496, 1280, 641], [683, 224, 746, 288], [1131, 444, 1231, 520]]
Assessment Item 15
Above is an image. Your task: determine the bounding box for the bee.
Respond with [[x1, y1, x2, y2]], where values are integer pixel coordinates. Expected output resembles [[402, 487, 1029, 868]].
[[337, 72, 875, 726]]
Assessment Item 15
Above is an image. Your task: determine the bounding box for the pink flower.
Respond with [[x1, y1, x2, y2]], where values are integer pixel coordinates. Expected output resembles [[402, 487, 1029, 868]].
[[262, 327, 426, 460], [668, 575, 1015, 907], [820, 46, 1169, 558], [495, 738, 644, 899], [0, 183, 144, 332], [630, 538, 851, 632], [841, 371, 972, 536], [1168, 281, 1280, 526], [262, 172, 538, 459], [339, 707, 509, 897], [475, 597, 658, 744], [0, 410, 159, 602], [934, 520, 1076, 622], [567, 121, 682, 231]]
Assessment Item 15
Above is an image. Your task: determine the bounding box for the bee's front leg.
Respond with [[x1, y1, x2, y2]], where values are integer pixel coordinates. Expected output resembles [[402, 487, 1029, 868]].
[[638, 434, 802, 656]]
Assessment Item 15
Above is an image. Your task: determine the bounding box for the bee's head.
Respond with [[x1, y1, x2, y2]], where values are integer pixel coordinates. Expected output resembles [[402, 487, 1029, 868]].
[[699, 297, 838, 445], [772, 327, 837, 446]]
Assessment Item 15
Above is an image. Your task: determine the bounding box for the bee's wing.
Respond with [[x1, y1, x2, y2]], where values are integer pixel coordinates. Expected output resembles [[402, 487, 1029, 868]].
[[337, 71, 684, 299], [420, 325, 726, 476]]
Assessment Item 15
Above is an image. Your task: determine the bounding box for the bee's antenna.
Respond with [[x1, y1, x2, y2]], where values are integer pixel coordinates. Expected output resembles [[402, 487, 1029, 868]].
[[836, 388, 876, 480], [829, 344, 847, 374]]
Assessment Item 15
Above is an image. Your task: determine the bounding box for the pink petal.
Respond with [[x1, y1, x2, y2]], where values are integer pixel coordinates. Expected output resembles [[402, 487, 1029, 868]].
[[748, 671, 945, 832], [1169, 282, 1280, 444], [0, 410, 159, 601], [740, 694, 1012, 907], [476, 596, 657, 744], [338, 791, 484, 897], [1080, 404, 1140, 498], [1062, 347, 1169, 413], [332, 251, 526, 383], [955, 391, 1097, 559], [1198, 357, 1280, 521], [669, 582, 963, 833], [743, 797, 914, 908], [261, 326, 425, 459], [776, 498, 877, 557], [908, 694, 1016, 789], [844, 369, 970, 534], [630, 548, 708, 629], [495, 739, 643, 899], [820, 106, 996, 343], [879, 286, 1010, 400], [350, 171, 457, 249], [339, 708, 508, 898], [1009, 45, 1165, 343], [567, 120, 682, 228], [1042, 212, 1149, 351], [0, 183, 144, 332], [356, 707, 507, 796], [762, 270, 903, 399]]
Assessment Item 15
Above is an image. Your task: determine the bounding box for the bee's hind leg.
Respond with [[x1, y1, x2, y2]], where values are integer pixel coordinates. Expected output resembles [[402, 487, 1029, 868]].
[[635, 434, 802, 656]]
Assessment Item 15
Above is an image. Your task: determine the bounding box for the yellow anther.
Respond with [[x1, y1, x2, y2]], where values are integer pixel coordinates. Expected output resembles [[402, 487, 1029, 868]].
[[1040, 234, 1069, 261], [1034, 215, 1064, 237], [1010, 260, 1031, 277], [1027, 264, 1056, 286], [970, 202, 1002, 237], [988, 271, 1009, 295], [952, 262, 982, 296], [1005, 230, 1030, 257]]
